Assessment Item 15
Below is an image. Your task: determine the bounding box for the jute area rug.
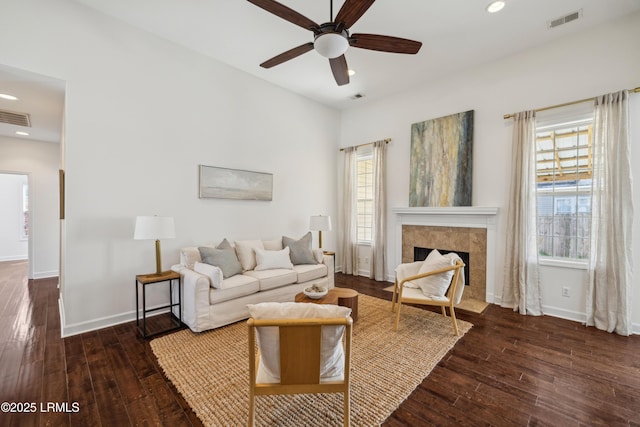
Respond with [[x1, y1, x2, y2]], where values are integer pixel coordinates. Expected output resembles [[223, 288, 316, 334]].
[[150, 294, 472, 427]]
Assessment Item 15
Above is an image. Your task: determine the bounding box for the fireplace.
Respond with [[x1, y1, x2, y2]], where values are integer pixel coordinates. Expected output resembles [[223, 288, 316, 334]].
[[392, 207, 499, 303], [414, 247, 470, 286]]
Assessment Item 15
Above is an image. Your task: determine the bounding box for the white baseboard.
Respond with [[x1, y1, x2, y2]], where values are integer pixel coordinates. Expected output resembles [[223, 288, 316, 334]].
[[0, 255, 27, 262], [33, 270, 58, 279], [541, 304, 586, 324], [60, 296, 170, 337]]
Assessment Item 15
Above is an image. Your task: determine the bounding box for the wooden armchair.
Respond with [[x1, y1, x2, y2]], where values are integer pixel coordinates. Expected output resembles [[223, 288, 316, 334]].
[[247, 316, 353, 427], [391, 258, 465, 335]]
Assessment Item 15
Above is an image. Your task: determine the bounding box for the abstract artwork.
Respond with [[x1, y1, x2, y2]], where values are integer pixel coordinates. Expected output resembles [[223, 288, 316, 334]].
[[409, 110, 473, 207], [199, 165, 273, 201]]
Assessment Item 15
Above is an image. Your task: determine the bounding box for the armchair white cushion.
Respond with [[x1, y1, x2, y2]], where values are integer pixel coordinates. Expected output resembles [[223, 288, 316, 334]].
[[392, 255, 466, 335], [247, 302, 351, 379]]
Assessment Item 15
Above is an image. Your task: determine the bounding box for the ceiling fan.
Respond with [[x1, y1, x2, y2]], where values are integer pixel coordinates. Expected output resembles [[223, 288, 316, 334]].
[[247, 0, 423, 86]]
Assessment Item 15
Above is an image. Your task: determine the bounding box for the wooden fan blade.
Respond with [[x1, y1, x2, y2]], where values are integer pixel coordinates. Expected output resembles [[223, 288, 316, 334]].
[[329, 55, 350, 86], [350, 33, 422, 54], [335, 0, 376, 29], [260, 42, 315, 68], [247, 0, 318, 31]]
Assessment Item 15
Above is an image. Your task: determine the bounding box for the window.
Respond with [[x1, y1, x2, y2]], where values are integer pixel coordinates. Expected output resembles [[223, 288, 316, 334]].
[[536, 120, 592, 260], [356, 151, 373, 243]]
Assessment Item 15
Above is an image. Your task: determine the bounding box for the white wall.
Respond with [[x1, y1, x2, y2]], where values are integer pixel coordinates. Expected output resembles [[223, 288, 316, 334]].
[[0, 137, 60, 278], [339, 12, 640, 332], [0, 0, 340, 336], [0, 173, 28, 261]]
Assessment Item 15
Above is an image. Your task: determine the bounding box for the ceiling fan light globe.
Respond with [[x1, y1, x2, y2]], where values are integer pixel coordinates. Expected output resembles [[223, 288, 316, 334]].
[[314, 33, 349, 58]]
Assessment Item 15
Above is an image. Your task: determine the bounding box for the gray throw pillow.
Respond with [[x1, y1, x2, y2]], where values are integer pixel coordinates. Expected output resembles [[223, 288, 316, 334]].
[[217, 238, 233, 250], [198, 246, 242, 279], [282, 232, 317, 265]]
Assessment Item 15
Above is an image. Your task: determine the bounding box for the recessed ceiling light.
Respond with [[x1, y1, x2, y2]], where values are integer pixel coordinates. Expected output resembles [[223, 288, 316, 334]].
[[348, 69, 356, 76], [486, 1, 505, 13], [16, 131, 29, 136], [0, 93, 19, 101]]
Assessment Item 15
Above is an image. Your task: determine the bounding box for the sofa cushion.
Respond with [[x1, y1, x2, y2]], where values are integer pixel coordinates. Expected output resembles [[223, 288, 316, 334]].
[[255, 247, 293, 271], [293, 263, 328, 283], [199, 246, 242, 279], [193, 261, 224, 288], [283, 232, 317, 265], [244, 269, 298, 291], [181, 246, 205, 269], [262, 238, 283, 251], [217, 238, 234, 250], [235, 240, 264, 271], [209, 274, 260, 305]]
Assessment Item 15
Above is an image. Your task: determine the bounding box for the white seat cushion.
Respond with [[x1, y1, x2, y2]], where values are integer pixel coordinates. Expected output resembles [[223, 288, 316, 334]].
[[244, 269, 297, 291], [247, 302, 351, 380], [293, 263, 327, 283], [209, 274, 259, 304], [400, 287, 449, 303]]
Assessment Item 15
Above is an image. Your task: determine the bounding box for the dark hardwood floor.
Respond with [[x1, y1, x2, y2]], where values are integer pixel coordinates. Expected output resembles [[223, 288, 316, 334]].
[[1, 260, 639, 426]]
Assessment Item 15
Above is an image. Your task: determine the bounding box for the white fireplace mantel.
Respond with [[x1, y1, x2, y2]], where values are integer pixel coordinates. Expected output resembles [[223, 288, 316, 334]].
[[391, 206, 499, 228], [392, 206, 499, 303]]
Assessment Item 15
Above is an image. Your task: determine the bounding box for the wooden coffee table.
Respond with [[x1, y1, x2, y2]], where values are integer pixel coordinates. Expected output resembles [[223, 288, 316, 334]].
[[295, 287, 358, 322]]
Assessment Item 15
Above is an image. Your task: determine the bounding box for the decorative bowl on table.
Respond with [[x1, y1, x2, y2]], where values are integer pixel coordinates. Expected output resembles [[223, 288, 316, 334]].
[[303, 284, 328, 299]]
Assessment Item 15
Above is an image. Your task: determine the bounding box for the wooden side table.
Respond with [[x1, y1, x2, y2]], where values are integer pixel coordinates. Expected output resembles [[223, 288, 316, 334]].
[[135, 270, 182, 338], [323, 250, 336, 273], [295, 287, 358, 322]]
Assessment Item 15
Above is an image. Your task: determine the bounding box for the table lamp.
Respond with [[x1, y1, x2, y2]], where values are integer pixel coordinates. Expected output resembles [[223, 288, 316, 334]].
[[309, 215, 332, 249], [134, 215, 175, 275]]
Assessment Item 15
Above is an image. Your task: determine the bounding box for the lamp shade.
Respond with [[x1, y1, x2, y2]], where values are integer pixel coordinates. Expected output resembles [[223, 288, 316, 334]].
[[134, 216, 175, 240], [314, 33, 349, 58], [309, 215, 332, 231]]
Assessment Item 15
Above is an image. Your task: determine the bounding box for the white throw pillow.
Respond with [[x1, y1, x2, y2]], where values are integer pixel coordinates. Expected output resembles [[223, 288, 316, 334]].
[[254, 247, 293, 271], [234, 240, 264, 271], [193, 261, 224, 288], [415, 249, 455, 297], [247, 302, 351, 380]]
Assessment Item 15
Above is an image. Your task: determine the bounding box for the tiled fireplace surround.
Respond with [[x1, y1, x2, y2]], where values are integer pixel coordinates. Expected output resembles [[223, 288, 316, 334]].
[[392, 207, 499, 303]]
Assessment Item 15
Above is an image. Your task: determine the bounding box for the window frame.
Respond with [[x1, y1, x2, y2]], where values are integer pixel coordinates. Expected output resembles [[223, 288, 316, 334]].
[[356, 149, 373, 245], [535, 118, 593, 265]]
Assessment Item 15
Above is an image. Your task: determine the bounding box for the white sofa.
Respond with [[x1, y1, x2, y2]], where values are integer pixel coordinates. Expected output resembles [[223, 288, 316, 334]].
[[171, 237, 335, 332]]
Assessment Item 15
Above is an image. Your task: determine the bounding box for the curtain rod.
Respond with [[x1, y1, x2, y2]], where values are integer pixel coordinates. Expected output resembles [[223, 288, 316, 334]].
[[339, 138, 391, 151], [503, 86, 640, 119]]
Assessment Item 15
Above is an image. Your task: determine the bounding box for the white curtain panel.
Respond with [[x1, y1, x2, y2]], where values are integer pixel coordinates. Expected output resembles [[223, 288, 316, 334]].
[[340, 147, 359, 275], [370, 140, 387, 281], [587, 90, 633, 336], [501, 111, 542, 315]]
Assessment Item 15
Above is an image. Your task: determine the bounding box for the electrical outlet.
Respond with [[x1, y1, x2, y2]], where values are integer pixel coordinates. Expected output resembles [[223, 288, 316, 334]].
[[562, 287, 570, 298], [363, 257, 369, 265]]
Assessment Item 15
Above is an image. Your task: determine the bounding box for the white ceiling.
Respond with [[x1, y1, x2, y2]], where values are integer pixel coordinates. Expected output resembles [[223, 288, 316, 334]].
[[1, 0, 639, 144], [75, 0, 640, 108]]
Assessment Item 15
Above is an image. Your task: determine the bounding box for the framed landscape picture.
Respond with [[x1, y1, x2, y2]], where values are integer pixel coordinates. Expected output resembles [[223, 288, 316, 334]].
[[199, 165, 273, 201]]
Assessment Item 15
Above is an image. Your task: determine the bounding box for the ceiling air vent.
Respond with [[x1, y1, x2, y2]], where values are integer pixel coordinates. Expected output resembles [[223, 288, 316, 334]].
[[548, 9, 582, 29], [350, 93, 365, 100], [0, 109, 31, 127]]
